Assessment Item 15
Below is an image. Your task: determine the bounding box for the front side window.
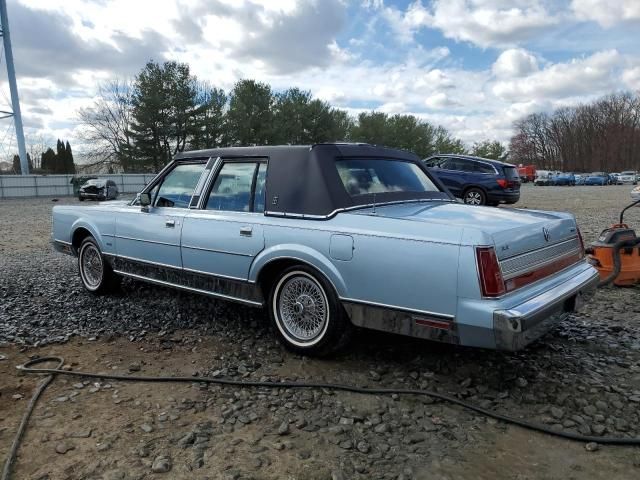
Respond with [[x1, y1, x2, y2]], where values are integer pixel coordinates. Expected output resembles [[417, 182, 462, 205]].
[[206, 161, 266, 213], [336, 158, 439, 196], [154, 163, 206, 208]]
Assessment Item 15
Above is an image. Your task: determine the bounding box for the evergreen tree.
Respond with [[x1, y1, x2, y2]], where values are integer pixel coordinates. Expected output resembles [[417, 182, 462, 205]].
[[128, 61, 198, 172], [471, 139, 507, 160], [65, 141, 76, 173], [226, 80, 275, 146], [40, 148, 56, 173], [190, 84, 228, 150], [12, 154, 34, 174]]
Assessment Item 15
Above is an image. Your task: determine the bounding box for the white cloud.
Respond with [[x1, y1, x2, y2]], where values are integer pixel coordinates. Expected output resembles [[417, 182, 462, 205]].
[[492, 50, 623, 101], [571, 0, 640, 27], [492, 48, 538, 78], [424, 92, 460, 109], [622, 66, 640, 90], [384, 0, 559, 48]]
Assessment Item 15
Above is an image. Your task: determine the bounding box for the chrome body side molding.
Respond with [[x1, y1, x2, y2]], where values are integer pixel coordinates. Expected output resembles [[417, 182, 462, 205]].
[[106, 256, 264, 307]]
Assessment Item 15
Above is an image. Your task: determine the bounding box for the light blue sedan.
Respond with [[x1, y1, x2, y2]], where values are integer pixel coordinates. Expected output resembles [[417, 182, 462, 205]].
[[52, 144, 599, 356]]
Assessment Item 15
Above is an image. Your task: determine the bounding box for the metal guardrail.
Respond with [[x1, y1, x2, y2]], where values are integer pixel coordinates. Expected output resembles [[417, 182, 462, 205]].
[[0, 174, 157, 199]]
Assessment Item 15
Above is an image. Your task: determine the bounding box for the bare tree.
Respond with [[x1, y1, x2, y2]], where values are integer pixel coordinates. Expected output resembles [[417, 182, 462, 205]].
[[77, 79, 134, 172], [510, 92, 640, 172]]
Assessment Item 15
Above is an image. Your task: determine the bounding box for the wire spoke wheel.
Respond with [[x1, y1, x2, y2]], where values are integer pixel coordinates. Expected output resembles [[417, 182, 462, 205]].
[[276, 272, 329, 345], [80, 243, 103, 290]]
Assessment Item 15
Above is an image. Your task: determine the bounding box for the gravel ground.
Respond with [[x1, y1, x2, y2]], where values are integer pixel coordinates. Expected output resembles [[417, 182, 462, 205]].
[[1, 186, 640, 479]]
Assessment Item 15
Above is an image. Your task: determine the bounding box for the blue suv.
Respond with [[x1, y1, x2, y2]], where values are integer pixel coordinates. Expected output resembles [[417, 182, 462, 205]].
[[423, 154, 521, 206]]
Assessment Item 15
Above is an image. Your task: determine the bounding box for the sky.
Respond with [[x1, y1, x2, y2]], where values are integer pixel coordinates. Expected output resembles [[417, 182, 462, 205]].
[[0, 0, 639, 156]]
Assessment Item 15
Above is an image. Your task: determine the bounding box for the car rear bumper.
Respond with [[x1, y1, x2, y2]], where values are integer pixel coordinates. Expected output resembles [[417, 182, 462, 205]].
[[488, 191, 520, 204], [491, 265, 599, 351]]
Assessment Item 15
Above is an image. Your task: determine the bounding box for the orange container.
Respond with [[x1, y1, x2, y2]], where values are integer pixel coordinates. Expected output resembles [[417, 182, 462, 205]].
[[590, 244, 640, 286]]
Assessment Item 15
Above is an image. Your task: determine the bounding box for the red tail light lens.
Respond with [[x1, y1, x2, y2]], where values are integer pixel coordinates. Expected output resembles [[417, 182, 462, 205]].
[[476, 247, 506, 297], [496, 179, 508, 188]]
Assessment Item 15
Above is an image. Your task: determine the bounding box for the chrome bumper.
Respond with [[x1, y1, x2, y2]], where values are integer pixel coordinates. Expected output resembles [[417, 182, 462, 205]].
[[493, 266, 600, 351]]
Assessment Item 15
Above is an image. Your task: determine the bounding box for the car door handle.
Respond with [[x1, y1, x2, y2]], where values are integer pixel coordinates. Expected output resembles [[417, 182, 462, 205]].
[[165, 220, 176, 228], [240, 226, 252, 237]]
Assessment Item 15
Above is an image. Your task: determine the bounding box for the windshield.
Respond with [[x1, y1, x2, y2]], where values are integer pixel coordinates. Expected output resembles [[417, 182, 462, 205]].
[[336, 158, 439, 196], [83, 179, 104, 186]]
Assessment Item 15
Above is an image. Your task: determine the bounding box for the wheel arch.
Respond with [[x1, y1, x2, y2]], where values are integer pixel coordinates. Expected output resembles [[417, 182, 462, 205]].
[[250, 245, 347, 299], [70, 220, 103, 254], [462, 184, 488, 203]]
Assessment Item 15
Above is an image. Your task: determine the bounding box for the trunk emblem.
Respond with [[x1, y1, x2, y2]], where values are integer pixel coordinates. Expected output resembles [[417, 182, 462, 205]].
[[543, 227, 551, 242]]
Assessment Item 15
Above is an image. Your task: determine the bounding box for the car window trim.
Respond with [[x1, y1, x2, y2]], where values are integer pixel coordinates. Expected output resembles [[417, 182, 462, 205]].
[[147, 159, 209, 210], [201, 157, 269, 213]]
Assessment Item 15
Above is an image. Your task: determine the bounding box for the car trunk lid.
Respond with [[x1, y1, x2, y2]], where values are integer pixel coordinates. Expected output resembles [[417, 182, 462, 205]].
[[352, 201, 580, 259]]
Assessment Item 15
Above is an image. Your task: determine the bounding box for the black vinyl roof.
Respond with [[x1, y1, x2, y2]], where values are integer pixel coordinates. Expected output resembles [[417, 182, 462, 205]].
[[176, 143, 452, 218]]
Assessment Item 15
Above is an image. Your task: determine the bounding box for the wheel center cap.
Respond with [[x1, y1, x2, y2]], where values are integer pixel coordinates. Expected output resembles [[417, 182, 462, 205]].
[[293, 301, 305, 315]]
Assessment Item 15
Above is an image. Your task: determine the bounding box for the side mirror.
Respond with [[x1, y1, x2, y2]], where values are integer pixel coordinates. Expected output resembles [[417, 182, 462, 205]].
[[139, 192, 151, 210]]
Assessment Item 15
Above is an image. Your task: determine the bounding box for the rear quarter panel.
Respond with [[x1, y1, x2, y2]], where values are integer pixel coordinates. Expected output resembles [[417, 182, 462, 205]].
[[252, 213, 464, 317]]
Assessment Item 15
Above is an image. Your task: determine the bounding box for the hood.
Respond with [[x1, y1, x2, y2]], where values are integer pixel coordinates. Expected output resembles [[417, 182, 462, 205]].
[[351, 201, 578, 259]]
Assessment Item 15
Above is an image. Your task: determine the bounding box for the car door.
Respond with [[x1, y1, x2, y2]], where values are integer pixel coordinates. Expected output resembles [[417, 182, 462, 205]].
[[181, 159, 267, 281], [426, 157, 455, 194], [115, 161, 208, 269], [436, 158, 469, 197]]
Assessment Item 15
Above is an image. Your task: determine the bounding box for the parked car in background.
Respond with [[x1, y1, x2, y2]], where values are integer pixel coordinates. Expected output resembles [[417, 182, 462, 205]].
[[534, 170, 560, 186], [553, 173, 576, 186], [574, 174, 584, 185], [618, 171, 638, 185], [517, 164, 536, 183], [584, 173, 608, 186], [51, 144, 599, 356], [423, 154, 520, 206], [610, 173, 621, 185], [631, 185, 640, 201], [78, 178, 119, 201]]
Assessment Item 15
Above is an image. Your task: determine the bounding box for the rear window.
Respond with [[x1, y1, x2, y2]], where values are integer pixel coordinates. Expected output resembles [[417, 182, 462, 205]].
[[503, 166, 519, 180], [336, 159, 439, 196]]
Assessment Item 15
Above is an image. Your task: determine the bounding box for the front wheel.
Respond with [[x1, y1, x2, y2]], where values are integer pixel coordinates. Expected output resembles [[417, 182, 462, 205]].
[[269, 266, 352, 357], [78, 237, 120, 294], [463, 188, 486, 206]]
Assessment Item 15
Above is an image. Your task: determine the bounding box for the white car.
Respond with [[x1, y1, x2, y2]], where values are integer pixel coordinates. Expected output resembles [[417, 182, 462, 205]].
[[632, 185, 640, 201], [618, 171, 638, 185]]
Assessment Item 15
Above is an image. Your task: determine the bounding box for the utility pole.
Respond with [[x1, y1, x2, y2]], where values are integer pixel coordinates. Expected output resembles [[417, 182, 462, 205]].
[[0, 0, 28, 174]]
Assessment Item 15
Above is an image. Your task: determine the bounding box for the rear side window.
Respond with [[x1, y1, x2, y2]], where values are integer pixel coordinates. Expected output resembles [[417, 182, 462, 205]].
[[206, 161, 267, 213], [474, 162, 496, 174], [336, 158, 439, 196], [503, 166, 519, 180]]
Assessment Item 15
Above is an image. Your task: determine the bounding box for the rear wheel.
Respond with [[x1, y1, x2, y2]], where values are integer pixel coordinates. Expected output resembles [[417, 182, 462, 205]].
[[463, 187, 486, 206], [78, 237, 120, 294], [268, 266, 352, 357]]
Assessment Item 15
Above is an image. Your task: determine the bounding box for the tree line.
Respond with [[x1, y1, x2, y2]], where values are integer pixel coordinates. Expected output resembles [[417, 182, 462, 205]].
[[2, 138, 76, 174], [79, 60, 507, 173], [509, 92, 640, 172]]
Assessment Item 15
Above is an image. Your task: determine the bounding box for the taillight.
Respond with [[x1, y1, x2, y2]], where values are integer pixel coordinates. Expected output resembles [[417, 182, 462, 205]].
[[476, 247, 506, 297], [496, 179, 508, 188]]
